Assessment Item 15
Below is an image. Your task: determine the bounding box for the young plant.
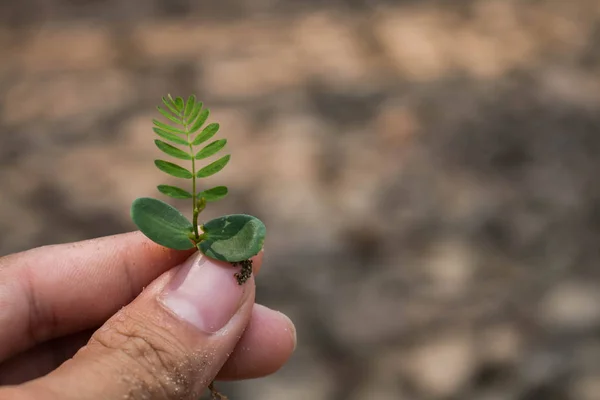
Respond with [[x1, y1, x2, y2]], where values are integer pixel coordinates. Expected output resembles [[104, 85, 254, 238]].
[[130, 94, 265, 285]]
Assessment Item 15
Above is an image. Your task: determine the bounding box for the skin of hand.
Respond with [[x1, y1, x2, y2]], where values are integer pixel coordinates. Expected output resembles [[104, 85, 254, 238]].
[[0, 231, 296, 399]]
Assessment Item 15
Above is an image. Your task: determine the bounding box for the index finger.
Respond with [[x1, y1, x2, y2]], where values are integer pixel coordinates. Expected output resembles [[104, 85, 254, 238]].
[[0, 231, 262, 362]]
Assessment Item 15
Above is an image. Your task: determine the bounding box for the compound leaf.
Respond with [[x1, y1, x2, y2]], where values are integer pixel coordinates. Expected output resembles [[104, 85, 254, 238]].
[[192, 123, 220, 146], [195, 139, 227, 160], [198, 214, 266, 262], [153, 128, 189, 145], [197, 186, 228, 202], [157, 185, 193, 199], [154, 140, 191, 160], [131, 197, 195, 250], [196, 155, 230, 178], [155, 160, 193, 179]]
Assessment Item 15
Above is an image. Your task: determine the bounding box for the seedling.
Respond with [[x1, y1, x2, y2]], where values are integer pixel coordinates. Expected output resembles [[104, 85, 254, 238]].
[[130, 95, 265, 399], [130, 94, 266, 285]]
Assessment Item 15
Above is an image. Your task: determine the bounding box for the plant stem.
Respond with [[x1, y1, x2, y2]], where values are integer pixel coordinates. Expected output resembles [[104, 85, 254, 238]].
[[184, 111, 200, 240]]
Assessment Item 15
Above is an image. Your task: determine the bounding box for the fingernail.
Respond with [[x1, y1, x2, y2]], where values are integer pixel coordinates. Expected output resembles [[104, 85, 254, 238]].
[[161, 253, 247, 333]]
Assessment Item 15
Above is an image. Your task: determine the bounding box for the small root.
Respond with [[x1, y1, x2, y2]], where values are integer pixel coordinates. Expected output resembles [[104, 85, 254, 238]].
[[230, 259, 253, 285], [208, 382, 228, 400]]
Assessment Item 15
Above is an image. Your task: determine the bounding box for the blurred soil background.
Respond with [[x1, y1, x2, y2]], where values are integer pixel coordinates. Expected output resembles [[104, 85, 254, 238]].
[[2, 0, 600, 399]]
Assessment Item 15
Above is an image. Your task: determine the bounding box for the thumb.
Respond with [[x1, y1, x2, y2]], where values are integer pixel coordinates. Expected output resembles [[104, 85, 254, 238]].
[[13, 252, 255, 400]]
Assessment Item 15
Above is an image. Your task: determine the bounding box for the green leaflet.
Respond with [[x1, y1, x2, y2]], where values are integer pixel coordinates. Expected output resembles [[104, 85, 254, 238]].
[[131, 197, 195, 250], [154, 140, 191, 160], [189, 109, 210, 134], [184, 95, 196, 119], [197, 186, 228, 202], [197, 155, 230, 178], [167, 94, 183, 111], [195, 139, 227, 160], [157, 106, 182, 125], [153, 128, 189, 145], [153, 119, 186, 135], [192, 123, 220, 145], [155, 160, 193, 179], [162, 97, 180, 116], [198, 214, 266, 262], [175, 97, 185, 111], [187, 102, 203, 125], [157, 185, 193, 199]]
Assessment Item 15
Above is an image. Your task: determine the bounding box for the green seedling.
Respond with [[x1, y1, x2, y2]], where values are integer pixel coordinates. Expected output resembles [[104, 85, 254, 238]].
[[130, 94, 266, 286], [131, 95, 265, 399]]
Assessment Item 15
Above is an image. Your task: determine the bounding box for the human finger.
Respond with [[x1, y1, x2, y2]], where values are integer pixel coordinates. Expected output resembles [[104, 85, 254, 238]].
[[1, 252, 258, 399], [0, 303, 295, 385], [0, 232, 263, 361]]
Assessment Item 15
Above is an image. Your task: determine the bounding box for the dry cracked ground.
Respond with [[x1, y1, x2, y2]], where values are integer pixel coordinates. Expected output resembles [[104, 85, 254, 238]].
[[2, 1, 600, 399]]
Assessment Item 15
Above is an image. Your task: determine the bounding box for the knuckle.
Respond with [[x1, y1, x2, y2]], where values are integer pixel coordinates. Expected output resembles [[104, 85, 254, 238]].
[[90, 309, 196, 399]]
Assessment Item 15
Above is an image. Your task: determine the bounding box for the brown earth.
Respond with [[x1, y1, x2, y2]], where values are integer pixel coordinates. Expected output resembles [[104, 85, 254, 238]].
[[2, 1, 600, 399]]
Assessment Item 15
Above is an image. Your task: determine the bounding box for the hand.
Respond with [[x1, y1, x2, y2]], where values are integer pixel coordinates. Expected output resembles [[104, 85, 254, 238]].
[[0, 232, 296, 399]]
